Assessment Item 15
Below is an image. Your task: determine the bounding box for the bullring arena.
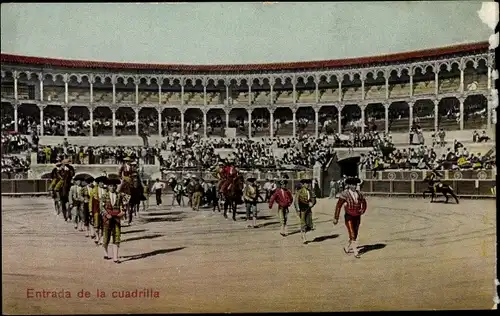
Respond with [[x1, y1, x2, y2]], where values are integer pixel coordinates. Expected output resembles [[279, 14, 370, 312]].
[[1, 2, 498, 313], [2, 195, 496, 313]]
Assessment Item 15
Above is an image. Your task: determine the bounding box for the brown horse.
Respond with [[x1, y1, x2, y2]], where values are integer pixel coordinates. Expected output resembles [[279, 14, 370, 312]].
[[222, 174, 244, 221]]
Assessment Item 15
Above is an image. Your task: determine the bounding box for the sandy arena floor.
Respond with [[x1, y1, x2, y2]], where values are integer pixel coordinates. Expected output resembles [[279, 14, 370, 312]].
[[1, 195, 496, 313]]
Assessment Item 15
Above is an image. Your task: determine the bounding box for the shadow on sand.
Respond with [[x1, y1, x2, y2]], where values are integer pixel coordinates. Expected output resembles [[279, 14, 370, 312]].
[[140, 216, 185, 223], [310, 234, 340, 243], [358, 243, 386, 255], [121, 247, 186, 262], [122, 234, 164, 243], [256, 221, 280, 228], [121, 229, 148, 235], [141, 211, 184, 216]]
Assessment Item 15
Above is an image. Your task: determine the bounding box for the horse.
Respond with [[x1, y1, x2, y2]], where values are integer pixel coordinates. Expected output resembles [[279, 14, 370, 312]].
[[422, 175, 459, 204], [128, 178, 146, 223], [118, 173, 140, 223], [221, 174, 244, 221], [58, 165, 75, 221]]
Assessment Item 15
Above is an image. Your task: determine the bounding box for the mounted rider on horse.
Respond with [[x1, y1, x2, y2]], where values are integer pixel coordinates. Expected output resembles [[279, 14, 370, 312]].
[[218, 158, 239, 196]]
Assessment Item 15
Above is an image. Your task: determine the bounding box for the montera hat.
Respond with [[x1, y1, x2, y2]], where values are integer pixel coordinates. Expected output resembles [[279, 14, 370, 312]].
[[73, 174, 86, 181], [123, 157, 132, 162], [95, 176, 108, 183], [106, 178, 122, 186], [345, 177, 361, 185]]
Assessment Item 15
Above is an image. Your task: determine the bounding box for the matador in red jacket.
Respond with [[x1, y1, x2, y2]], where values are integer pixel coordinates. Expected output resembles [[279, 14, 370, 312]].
[[333, 177, 367, 258], [219, 158, 238, 195]]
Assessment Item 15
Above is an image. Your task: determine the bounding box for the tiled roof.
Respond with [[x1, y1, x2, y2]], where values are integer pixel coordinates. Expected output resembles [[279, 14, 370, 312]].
[[0, 42, 489, 72]]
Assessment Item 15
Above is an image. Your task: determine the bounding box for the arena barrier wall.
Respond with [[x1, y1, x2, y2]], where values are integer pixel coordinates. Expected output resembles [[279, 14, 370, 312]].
[[361, 169, 496, 181], [0, 178, 495, 199]]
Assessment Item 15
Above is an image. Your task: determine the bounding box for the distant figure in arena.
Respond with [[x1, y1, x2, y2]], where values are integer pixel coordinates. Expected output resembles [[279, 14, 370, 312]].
[[333, 177, 367, 258], [269, 179, 293, 237]]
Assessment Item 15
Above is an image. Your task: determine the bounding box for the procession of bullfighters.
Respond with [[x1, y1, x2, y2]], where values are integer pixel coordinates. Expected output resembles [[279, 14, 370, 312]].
[[1, 2, 498, 313]]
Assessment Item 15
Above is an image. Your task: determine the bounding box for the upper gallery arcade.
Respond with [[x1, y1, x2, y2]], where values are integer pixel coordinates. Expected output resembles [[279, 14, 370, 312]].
[[0, 42, 495, 138]]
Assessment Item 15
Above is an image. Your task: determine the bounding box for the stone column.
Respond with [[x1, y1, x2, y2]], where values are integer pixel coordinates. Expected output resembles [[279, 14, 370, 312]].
[[408, 101, 414, 131], [64, 74, 69, 104], [225, 84, 230, 105], [112, 108, 116, 137], [315, 81, 319, 103], [134, 107, 140, 136], [360, 105, 365, 134], [39, 73, 44, 101], [89, 106, 94, 137], [225, 109, 230, 130], [487, 96, 492, 129], [270, 79, 274, 105], [384, 103, 389, 133], [13, 71, 18, 101], [181, 83, 185, 106], [158, 82, 162, 105], [459, 97, 464, 130], [112, 76, 116, 105], [39, 105, 45, 136], [361, 76, 365, 101], [487, 66, 492, 91], [64, 106, 69, 137], [247, 108, 253, 138], [292, 108, 297, 137], [337, 105, 343, 134], [338, 81, 342, 102], [157, 107, 162, 137], [135, 83, 139, 105], [460, 67, 464, 94], [248, 82, 252, 106], [314, 106, 319, 138], [434, 71, 439, 96], [203, 109, 207, 138], [292, 77, 297, 105], [180, 110, 185, 136], [90, 80, 94, 104], [269, 107, 274, 137], [409, 74, 413, 97], [14, 103, 18, 132], [385, 76, 389, 99], [434, 100, 439, 131], [203, 83, 207, 106]]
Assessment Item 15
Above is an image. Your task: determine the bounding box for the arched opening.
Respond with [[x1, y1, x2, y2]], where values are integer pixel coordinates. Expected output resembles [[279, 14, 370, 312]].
[[296, 106, 315, 136], [341, 104, 361, 133], [16, 72, 37, 100], [251, 107, 270, 137], [388, 69, 410, 99], [228, 108, 248, 137], [274, 107, 293, 136], [341, 74, 362, 102], [412, 99, 435, 131], [161, 108, 181, 136], [206, 108, 225, 137], [318, 74, 340, 103], [364, 71, 385, 100], [365, 103, 385, 132], [206, 78, 226, 105], [296, 77, 316, 104], [413, 65, 436, 97], [43, 74, 65, 102], [68, 75, 91, 104], [184, 108, 203, 135], [44, 105, 65, 136], [93, 106, 112, 136], [68, 106, 90, 136], [273, 77, 294, 104], [229, 79, 249, 107], [438, 97, 459, 130], [138, 77, 160, 105], [1, 71, 15, 99], [250, 78, 271, 106], [318, 106, 338, 135], [93, 76, 113, 104], [17, 104, 39, 135], [464, 59, 488, 93], [464, 94, 488, 130], [184, 79, 204, 106], [161, 78, 182, 105], [388, 101, 409, 133], [437, 62, 460, 94], [115, 107, 135, 136], [115, 77, 135, 105], [139, 107, 158, 135]]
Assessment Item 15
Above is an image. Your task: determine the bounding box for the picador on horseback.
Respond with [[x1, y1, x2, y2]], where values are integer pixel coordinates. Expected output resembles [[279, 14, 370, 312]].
[[219, 158, 239, 196], [422, 167, 459, 204]]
